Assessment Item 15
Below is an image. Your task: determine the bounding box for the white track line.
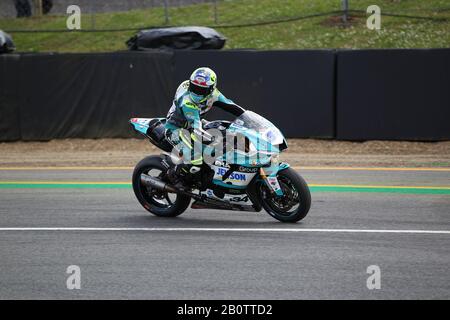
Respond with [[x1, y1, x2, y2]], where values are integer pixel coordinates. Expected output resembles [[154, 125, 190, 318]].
[[0, 227, 449, 235]]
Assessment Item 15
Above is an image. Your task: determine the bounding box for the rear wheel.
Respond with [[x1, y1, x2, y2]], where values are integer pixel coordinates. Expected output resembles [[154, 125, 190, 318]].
[[259, 167, 311, 223], [132, 156, 191, 217]]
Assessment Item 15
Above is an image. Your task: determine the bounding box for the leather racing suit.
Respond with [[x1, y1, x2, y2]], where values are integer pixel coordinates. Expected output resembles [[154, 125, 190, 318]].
[[165, 80, 243, 168]]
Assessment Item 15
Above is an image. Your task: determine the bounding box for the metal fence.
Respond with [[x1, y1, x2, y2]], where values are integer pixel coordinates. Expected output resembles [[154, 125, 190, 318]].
[[1, 0, 448, 32], [1, 0, 219, 21]]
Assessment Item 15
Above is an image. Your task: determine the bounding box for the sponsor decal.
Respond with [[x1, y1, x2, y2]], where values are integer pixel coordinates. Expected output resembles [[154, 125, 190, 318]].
[[238, 166, 258, 173], [132, 118, 150, 125], [267, 177, 281, 191], [214, 160, 230, 168], [229, 195, 249, 202], [216, 168, 247, 181]]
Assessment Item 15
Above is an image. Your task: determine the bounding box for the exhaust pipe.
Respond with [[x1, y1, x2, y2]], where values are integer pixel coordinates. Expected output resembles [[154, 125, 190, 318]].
[[140, 174, 178, 193], [140, 174, 257, 212]]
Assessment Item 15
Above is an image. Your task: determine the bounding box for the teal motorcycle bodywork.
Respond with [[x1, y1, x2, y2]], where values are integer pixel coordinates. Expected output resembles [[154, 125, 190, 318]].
[[130, 111, 289, 199]]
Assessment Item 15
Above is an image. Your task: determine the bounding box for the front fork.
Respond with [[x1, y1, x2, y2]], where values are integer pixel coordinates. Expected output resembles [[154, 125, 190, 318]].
[[260, 162, 290, 196]]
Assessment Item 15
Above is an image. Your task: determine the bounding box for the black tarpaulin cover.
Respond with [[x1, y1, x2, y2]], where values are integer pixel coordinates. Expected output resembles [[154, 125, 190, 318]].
[[0, 30, 15, 54], [0, 52, 175, 141], [127, 26, 226, 50]]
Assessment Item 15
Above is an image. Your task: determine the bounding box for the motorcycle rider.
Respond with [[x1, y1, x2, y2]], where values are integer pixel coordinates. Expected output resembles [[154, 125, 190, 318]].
[[165, 67, 244, 182]]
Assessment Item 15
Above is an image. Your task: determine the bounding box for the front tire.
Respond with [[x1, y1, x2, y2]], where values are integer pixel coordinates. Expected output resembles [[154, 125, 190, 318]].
[[132, 155, 191, 217], [259, 167, 311, 223]]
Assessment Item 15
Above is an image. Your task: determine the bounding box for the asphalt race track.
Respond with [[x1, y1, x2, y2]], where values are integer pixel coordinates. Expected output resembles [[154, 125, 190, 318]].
[[0, 167, 449, 299]]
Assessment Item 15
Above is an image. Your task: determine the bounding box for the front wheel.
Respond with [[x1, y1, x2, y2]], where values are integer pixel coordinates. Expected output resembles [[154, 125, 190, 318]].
[[258, 167, 311, 223]]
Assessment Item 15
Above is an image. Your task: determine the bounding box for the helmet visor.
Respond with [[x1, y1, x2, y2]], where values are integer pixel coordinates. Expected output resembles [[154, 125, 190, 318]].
[[189, 81, 213, 98]]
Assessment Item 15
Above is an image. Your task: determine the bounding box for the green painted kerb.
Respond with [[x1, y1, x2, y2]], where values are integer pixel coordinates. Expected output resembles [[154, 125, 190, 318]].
[[0, 183, 449, 195], [0, 183, 130, 189], [310, 186, 450, 195]]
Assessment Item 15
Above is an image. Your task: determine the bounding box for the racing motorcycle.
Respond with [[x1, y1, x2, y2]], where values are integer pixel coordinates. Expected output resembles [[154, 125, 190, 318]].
[[129, 109, 311, 223]]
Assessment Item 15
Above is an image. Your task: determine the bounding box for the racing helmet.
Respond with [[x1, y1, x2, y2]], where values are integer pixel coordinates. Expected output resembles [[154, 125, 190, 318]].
[[188, 67, 217, 104]]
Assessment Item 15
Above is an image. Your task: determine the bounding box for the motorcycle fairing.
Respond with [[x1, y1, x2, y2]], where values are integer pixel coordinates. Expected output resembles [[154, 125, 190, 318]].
[[130, 118, 152, 135], [200, 188, 252, 206], [130, 118, 172, 152], [130, 112, 290, 195]]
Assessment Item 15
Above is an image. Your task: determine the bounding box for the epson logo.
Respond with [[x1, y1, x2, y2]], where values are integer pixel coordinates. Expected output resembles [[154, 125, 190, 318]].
[[216, 168, 247, 181]]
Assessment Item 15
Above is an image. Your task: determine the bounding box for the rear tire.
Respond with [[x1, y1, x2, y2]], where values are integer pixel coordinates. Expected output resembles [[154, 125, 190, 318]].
[[132, 155, 191, 217], [259, 167, 311, 223]]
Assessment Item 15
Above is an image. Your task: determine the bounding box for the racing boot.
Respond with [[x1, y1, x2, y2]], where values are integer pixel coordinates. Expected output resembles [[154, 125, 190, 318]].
[[168, 163, 201, 189]]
